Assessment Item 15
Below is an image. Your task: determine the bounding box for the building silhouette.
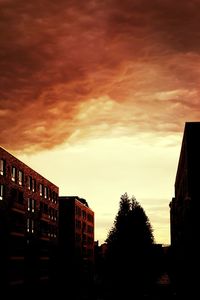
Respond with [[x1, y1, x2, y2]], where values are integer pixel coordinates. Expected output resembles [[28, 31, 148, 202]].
[[58, 196, 94, 297], [170, 122, 200, 296], [0, 147, 59, 292]]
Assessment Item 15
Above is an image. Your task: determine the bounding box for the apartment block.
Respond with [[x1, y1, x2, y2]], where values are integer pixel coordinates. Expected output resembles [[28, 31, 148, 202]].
[[58, 196, 94, 292], [0, 147, 59, 290], [169, 122, 200, 296], [59, 196, 94, 260]]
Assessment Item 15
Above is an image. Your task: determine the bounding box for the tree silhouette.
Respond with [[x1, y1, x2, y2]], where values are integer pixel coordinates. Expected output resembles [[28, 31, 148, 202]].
[[104, 192, 156, 298]]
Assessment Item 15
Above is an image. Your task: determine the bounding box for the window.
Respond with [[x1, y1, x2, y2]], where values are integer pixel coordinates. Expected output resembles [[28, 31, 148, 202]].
[[87, 236, 93, 245], [32, 179, 36, 192], [0, 159, 5, 176], [18, 191, 24, 204], [0, 184, 4, 200], [27, 176, 32, 190], [40, 220, 49, 236], [28, 198, 31, 211], [51, 209, 57, 221], [87, 225, 93, 234], [48, 189, 52, 201], [87, 213, 94, 223], [18, 170, 23, 186], [52, 191, 58, 203], [76, 206, 81, 216], [82, 221, 86, 232], [75, 219, 81, 229], [40, 202, 48, 214], [28, 198, 35, 212], [44, 186, 48, 199], [26, 218, 34, 234], [10, 211, 25, 233], [28, 177, 36, 192], [39, 184, 43, 196], [49, 208, 55, 220], [82, 210, 86, 220], [75, 233, 81, 243], [11, 166, 16, 182], [52, 191, 55, 202], [31, 220, 34, 233], [27, 218, 30, 232], [32, 199, 35, 212]]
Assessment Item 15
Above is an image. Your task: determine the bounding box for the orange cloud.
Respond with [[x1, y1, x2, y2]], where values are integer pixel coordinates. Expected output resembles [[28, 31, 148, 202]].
[[1, 0, 200, 152]]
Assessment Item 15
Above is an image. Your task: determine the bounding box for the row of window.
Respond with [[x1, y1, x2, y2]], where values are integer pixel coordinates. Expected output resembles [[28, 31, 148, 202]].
[[40, 220, 57, 237], [1, 159, 58, 203], [76, 246, 93, 258], [10, 211, 57, 237], [0, 159, 27, 187], [75, 233, 94, 245], [26, 218, 57, 237], [0, 185, 58, 220], [40, 202, 58, 220], [27, 218, 57, 237], [75, 219, 94, 233], [75, 206, 94, 223]]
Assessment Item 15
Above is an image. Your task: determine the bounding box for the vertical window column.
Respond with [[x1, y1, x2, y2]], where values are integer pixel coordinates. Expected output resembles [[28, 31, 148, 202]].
[[32, 179, 36, 192], [0, 184, 4, 200], [11, 166, 16, 182], [39, 184, 43, 197], [18, 170, 23, 186], [28, 176, 32, 190], [0, 159, 5, 176]]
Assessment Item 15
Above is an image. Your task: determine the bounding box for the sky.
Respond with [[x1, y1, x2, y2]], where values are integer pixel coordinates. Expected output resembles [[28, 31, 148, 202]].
[[1, 0, 200, 245]]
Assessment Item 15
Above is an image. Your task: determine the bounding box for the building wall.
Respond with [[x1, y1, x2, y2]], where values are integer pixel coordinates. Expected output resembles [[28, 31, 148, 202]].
[[58, 196, 94, 293], [0, 147, 59, 290], [59, 196, 94, 263], [169, 122, 200, 295], [170, 122, 200, 250]]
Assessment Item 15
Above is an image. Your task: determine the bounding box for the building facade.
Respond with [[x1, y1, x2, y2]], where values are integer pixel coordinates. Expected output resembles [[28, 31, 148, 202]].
[[59, 196, 94, 261], [0, 147, 59, 291], [169, 122, 200, 295], [58, 196, 94, 293]]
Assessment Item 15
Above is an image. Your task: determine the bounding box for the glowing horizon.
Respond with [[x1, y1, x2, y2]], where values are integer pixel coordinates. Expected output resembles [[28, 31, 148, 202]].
[[14, 134, 181, 245]]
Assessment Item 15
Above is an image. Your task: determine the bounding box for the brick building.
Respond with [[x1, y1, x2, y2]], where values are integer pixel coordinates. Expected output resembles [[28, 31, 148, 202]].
[[58, 196, 94, 293], [0, 147, 59, 291], [169, 122, 200, 296]]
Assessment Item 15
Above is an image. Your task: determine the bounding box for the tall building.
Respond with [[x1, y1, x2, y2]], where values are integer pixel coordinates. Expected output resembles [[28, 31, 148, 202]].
[[0, 147, 59, 291], [58, 196, 94, 294], [169, 122, 200, 295]]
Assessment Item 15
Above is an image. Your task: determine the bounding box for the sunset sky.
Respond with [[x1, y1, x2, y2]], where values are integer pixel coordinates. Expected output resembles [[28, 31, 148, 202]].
[[1, 0, 200, 245]]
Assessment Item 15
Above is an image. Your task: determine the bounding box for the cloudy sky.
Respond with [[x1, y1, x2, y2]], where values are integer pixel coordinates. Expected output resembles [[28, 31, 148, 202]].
[[1, 0, 200, 244]]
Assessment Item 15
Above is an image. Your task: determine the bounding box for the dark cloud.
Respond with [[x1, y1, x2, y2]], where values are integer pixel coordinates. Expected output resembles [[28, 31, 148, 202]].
[[1, 0, 200, 152]]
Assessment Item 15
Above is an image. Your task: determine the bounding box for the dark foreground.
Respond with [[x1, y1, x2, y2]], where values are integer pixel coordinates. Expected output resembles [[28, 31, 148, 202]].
[[5, 272, 198, 300]]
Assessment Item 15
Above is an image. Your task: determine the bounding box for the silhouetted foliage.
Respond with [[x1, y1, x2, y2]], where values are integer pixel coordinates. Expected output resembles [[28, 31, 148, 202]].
[[103, 193, 157, 298]]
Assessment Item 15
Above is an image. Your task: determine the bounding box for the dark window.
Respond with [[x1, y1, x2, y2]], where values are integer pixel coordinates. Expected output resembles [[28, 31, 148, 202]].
[[18, 191, 24, 204], [27, 218, 34, 233], [18, 170, 23, 186], [0, 159, 6, 176], [32, 179, 36, 192], [0, 184, 4, 200], [11, 166, 16, 182], [10, 211, 25, 233], [27, 176, 32, 190], [44, 186, 48, 199], [28, 198, 36, 212], [39, 184, 43, 196]]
